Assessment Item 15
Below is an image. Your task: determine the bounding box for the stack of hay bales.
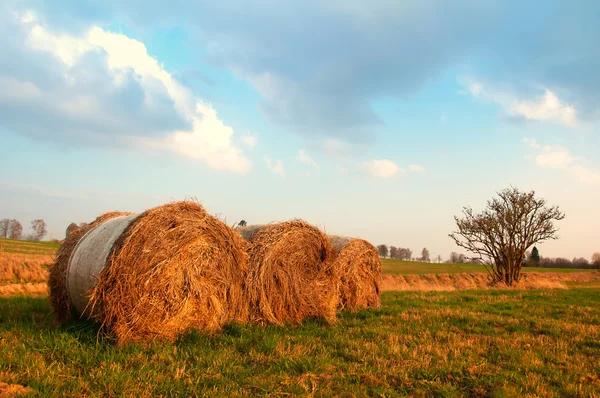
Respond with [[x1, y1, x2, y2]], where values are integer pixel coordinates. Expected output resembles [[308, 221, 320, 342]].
[[49, 199, 382, 344], [48, 201, 248, 344], [239, 221, 338, 325]]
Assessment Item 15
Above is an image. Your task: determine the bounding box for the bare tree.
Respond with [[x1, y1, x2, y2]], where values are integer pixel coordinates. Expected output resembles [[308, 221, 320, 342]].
[[450, 187, 565, 285], [592, 252, 600, 271], [8, 219, 23, 240], [30, 219, 47, 241], [238, 219, 247, 227], [377, 244, 389, 258], [0, 218, 9, 238], [421, 247, 430, 262], [449, 252, 459, 263], [400, 248, 413, 261], [66, 222, 79, 237], [389, 246, 398, 259], [436, 254, 442, 263]]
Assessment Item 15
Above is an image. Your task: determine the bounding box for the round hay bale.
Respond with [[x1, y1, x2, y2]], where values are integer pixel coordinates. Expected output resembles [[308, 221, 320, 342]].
[[334, 239, 381, 311], [88, 201, 248, 344], [244, 220, 338, 326], [48, 211, 134, 324]]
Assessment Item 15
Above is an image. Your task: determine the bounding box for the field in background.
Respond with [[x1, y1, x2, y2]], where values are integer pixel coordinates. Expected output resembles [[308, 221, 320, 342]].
[[1, 289, 599, 396], [0, 239, 595, 276], [382, 258, 592, 275], [0, 238, 60, 256]]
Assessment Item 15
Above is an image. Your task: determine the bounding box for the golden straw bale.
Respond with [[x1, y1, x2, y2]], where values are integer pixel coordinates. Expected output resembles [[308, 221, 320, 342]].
[[243, 221, 338, 326], [333, 239, 381, 311], [88, 201, 248, 344]]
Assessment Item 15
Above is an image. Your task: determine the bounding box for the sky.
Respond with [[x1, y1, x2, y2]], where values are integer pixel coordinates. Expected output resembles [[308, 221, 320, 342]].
[[1, 0, 599, 261]]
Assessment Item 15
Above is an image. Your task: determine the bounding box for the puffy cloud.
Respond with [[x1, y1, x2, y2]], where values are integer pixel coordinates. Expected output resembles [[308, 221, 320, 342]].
[[535, 146, 573, 168], [461, 79, 579, 128], [88, 1, 600, 134], [0, 9, 250, 173], [295, 149, 318, 168], [511, 90, 577, 127], [358, 159, 402, 178], [6, 1, 600, 142], [524, 138, 600, 185], [264, 155, 285, 178]]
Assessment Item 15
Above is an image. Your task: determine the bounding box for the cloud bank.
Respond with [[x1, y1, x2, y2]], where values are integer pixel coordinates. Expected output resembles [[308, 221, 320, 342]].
[[0, 8, 250, 173]]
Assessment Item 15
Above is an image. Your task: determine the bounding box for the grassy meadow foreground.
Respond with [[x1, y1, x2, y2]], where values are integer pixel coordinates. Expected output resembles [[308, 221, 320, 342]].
[[1, 238, 599, 396], [1, 289, 599, 396]]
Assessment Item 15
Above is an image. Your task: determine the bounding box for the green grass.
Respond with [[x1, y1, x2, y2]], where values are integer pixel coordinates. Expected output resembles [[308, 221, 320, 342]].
[[1, 289, 599, 396], [0, 239, 60, 256], [382, 258, 594, 275]]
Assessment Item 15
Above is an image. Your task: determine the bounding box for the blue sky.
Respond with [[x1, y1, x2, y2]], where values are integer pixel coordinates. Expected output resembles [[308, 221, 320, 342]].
[[1, 0, 599, 260]]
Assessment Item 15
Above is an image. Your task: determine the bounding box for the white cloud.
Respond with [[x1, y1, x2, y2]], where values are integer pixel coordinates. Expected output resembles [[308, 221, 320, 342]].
[[337, 165, 348, 174], [358, 159, 402, 178], [523, 138, 600, 185], [511, 90, 577, 127], [4, 10, 250, 173], [151, 104, 251, 173], [460, 78, 579, 128], [264, 156, 286, 178], [296, 149, 319, 168], [408, 164, 425, 172], [535, 146, 573, 168], [241, 133, 258, 149]]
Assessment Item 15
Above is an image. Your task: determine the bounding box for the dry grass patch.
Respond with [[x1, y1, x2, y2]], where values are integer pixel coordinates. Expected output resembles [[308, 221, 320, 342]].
[[0, 253, 52, 283], [382, 271, 600, 292]]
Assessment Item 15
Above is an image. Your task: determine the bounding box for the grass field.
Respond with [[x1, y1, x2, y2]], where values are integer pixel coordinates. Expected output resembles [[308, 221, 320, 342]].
[[382, 258, 593, 275], [0, 239, 60, 256], [1, 288, 599, 396]]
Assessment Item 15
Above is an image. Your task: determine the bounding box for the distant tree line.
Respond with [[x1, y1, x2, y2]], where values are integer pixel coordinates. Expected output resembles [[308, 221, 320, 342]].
[[377, 245, 436, 262], [445, 252, 481, 264], [378, 243, 599, 271], [0, 218, 47, 241]]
